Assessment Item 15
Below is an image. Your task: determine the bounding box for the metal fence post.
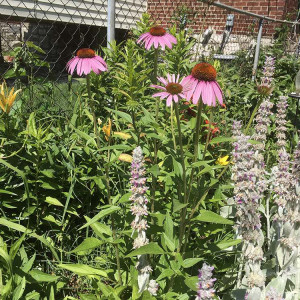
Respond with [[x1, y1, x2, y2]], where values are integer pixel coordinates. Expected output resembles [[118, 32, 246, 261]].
[[252, 18, 264, 82], [107, 0, 115, 48]]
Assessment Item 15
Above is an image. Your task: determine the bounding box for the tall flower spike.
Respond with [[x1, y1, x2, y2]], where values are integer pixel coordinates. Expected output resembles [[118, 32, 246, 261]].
[[231, 121, 265, 298], [130, 146, 152, 293], [275, 96, 288, 149], [257, 56, 275, 96], [185, 62, 223, 106], [137, 26, 177, 50], [195, 263, 216, 300]]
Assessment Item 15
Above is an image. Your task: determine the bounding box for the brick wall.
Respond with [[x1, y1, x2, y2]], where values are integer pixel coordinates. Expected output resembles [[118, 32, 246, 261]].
[[147, 0, 298, 36]]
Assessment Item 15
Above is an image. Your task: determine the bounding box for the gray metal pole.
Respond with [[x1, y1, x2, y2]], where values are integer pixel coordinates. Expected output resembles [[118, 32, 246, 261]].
[[107, 0, 115, 48], [252, 18, 264, 82]]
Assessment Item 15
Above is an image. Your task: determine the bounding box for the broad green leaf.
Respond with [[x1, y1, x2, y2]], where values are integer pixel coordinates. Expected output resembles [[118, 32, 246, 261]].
[[69, 237, 103, 254], [182, 258, 203, 268], [13, 276, 26, 300], [45, 196, 64, 207], [184, 276, 198, 292], [58, 264, 107, 277], [157, 269, 175, 281], [29, 270, 59, 282], [193, 210, 234, 225], [126, 242, 165, 257], [216, 239, 242, 250], [106, 108, 132, 123], [80, 206, 121, 229], [162, 233, 175, 252]]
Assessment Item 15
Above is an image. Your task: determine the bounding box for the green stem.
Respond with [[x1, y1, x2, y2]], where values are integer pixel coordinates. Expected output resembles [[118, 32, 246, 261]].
[[170, 103, 177, 149], [106, 131, 123, 286], [244, 97, 263, 135], [186, 101, 203, 203], [151, 48, 159, 217], [86, 74, 101, 149], [174, 103, 187, 253], [202, 109, 213, 159]]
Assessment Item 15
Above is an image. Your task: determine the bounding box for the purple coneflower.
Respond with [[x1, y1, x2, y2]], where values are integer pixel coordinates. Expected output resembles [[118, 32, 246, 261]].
[[185, 62, 223, 106], [66, 48, 107, 76], [137, 26, 177, 50], [151, 74, 191, 106]]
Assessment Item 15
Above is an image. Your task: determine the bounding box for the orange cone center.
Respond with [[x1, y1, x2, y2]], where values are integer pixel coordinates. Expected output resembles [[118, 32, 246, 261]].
[[166, 83, 183, 95], [77, 48, 96, 58], [191, 62, 217, 81], [149, 26, 166, 36]]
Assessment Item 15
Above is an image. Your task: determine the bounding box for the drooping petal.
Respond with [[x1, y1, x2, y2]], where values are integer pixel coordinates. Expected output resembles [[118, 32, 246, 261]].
[[76, 58, 84, 76], [162, 35, 172, 49], [153, 92, 169, 99], [157, 77, 168, 85], [192, 81, 204, 105], [95, 56, 108, 69], [165, 33, 177, 45], [212, 81, 223, 105], [67, 57, 79, 75], [173, 94, 178, 103], [153, 36, 159, 49], [202, 82, 213, 106], [166, 94, 173, 106], [150, 84, 166, 90], [82, 58, 91, 75], [146, 37, 155, 50]]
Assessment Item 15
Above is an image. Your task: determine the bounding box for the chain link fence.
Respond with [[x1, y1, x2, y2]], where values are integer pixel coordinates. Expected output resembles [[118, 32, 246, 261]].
[[0, 0, 299, 114]]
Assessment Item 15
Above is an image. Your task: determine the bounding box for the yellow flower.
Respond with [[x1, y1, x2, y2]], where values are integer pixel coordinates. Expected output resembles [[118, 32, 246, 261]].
[[0, 82, 21, 114], [113, 131, 131, 140], [102, 119, 112, 141], [118, 153, 132, 163], [216, 155, 230, 166]]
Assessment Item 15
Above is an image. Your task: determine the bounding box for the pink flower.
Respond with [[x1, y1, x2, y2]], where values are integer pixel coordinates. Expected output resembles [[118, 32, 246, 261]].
[[66, 48, 107, 76], [137, 26, 177, 50], [185, 62, 223, 107], [151, 74, 191, 106]]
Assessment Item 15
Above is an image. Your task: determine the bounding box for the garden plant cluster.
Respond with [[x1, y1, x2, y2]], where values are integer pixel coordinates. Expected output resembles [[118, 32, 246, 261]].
[[0, 14, 300, 300]]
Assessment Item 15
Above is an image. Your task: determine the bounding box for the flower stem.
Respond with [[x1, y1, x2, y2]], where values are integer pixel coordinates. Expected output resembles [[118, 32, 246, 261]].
[[174, 103, 187, 253], [86, 74, 101, 149], [202, 108, 213, 159], [244, 98, 263, 135], [171, 103, 177, 149], [186, 101, 203, 203], [151, 48, 159, 217], [106, 131, 123, 286]]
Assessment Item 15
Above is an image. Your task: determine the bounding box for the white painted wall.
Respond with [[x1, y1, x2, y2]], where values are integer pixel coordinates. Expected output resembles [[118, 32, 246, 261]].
[[0, 0, 147, 29]]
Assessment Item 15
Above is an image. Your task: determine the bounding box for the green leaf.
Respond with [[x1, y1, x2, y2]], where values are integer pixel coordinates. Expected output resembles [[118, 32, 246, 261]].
[[157, 269, 175, 281], [148, 165, 160, 177], [69, 237, 103, 254], [126, 242, 165, 257], [162, 233, 175, 252], [45, 196, 64, 207], [184, 276, 198, 292], [80, 206, 121, 229], [216, 239, 242, 250], [209, 137, 234, 144], [13, 276, 26, 300], [29, 270, 59, 282], [193, 210, 234, 225], [58, 264, 107, 277], [106, 108, 132, 123], [182, 258, 203, 268]]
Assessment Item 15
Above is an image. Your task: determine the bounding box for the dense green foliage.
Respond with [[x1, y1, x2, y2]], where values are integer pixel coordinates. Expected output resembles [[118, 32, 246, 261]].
[[0, 15, 299, 299]]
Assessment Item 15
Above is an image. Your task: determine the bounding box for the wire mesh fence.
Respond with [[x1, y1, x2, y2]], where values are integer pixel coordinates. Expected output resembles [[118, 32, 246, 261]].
[[0, 0, 299, 115]]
